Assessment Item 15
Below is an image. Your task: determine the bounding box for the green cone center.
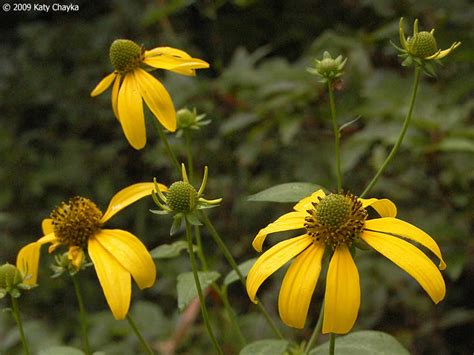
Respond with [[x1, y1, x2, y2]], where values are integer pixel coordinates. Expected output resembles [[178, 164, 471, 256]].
[[109, 39, 144, 74], [408, 31, 438, 58], [305, 192, 367, 248], [166, 181, 198, 213], [51, 197, 102, 247]]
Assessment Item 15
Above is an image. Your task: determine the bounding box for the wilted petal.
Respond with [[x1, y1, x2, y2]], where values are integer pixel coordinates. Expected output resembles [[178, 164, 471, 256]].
[[88, 237, 131, 320], [362, 230, 445, 303], [252, 211, 306, 252], [101, 182, 166, 223], [278, 242, 325, 328], [247, 235, 313, 303], [323, 245, 360, 334], [364, 217, 446, 269], [95, 229, 156, 289]]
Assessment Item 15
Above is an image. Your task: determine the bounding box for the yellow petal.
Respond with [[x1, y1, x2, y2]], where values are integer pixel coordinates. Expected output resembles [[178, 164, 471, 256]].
[[293, 190, 326, 212], [143, 50, 209, 76], [246, 234, 313, 303], [427, 42, 461, 60], [323, 245, 360, 334], [117, 73, 146, 150], [399, 17, 409, 51], [146, 47, 193, 58], [88, 237, 131, 320], [278, 243, 325, 328], [91, 72, 117, 97], [134, 68, 176, 132], [364, 217, 446, 270], [111, 73, 122, 120], [362, 230, 446, 303], [16, 233, 57, 285], [94, 229, 156, 289], [42, 218, 54, 234], [68, 246, 85, 270], [360, 197, 397, 217], [252, 211, 306, 252], [101, 182, 166, 223]]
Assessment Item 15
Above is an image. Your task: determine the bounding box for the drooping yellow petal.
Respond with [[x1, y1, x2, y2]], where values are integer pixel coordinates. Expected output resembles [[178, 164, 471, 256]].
[[68, 246, 85, 270], [94, 229, 156, 289], [364, 217, 446, 270], [117, 73, 146, 150], [146, 47, 192, 58], [252, 211, 307, 252], [143, 49, 209, 76], [88, 237, 131, 320], [323, 245, 360, 334], [91, 72, 117, 97], [111, 73, 121, 120], [360, 198, 397, 217], [16, 233, 57, 285], [362, 230, 446, 303], [278, 243, 325, 328], [293, 190, 326, 212], [101, 182, 167, 223], [133, 68, 176, 132], [246, 234, 313, 303], [42, 219, 54, 234], [427, 42, 461, 60]]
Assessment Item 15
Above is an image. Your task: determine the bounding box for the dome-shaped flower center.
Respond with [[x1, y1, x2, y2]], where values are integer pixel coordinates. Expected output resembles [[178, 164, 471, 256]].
[[109, 39, 144, 74], [408, 31, 438, 58], [166, 181, 198, 213], [51, 197, 103, 248], [304, 192, 367, 248]]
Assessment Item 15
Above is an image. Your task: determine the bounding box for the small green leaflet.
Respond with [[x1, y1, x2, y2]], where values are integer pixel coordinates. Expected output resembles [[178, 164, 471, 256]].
[[224, 258, 257, 286], [177, 271, 220, 311], [240, 339, 290, 355], [247, 182, 325, 203], [150, 240, 196, 259]]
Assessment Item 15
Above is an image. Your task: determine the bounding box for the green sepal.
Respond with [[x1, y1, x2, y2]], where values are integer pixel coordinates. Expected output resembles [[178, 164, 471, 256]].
[[170, 214, 184, 236], [401, 56, 413, 67], [0, 288, 6, 299], [10, 288, 21, 298], [149, 209, 170, 215], [185, 212, 202, 226], [422, 61, 438, 78]]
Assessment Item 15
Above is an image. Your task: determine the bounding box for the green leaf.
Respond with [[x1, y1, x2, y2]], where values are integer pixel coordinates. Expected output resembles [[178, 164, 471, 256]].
[[224, 258, 257, 286], [240, 339, 289, 355], [309, 330, 409, 355], [177, 271, 220, 311], [150, 240, 190, 259], [248, 182, 324, 203], [39, 346, 85, 355]]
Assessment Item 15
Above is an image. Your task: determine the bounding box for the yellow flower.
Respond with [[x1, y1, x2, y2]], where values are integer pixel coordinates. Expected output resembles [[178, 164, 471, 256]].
[[91, 39, 209, 150], [399, 18, 460, 61], [16, 182, 167, 320], [246, 190, 446, 334]]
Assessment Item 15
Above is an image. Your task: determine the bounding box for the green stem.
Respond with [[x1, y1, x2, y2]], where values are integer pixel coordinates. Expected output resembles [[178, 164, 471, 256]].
[[360, 66, 421, 198], [194, 226, 209, 271], [220, 286, 247, 347], [71, 274, 91, 355], [329, 333, 336, 355], [126, 314, 154, 355], [199, 211, 284, 339], [184, 130, 195, 183], [327, 80, 342, 193], [303, 302, 324, 354], [185, 220, 223, 354], [10, 296, 30, 355], [153, 120, 181, 175]]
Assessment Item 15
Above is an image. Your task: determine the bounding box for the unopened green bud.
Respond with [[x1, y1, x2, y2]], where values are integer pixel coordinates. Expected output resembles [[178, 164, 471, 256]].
[[166, 181, 198, 213], [308, 51, 347, 82], [109, 39, 144, 74], [408, 31, 438, 58], [0, 263, 25, 298], [177, 108, 197, 129]]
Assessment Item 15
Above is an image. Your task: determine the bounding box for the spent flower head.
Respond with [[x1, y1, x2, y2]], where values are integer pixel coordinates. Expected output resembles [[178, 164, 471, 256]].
[[396, 18, 461, 76], [307, 51, 347, 83], [247, 190, 446, 334], [16, 183, 166, 319], [91, 39, 209, 149], [0, 263, 34, 299], [152, 164, 222, 235]]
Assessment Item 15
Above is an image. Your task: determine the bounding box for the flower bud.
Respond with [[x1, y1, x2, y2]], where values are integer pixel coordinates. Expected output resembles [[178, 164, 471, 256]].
[[0, 264, 23, 289], [308, 51, 347, 82], [166, 181, 198, 213]]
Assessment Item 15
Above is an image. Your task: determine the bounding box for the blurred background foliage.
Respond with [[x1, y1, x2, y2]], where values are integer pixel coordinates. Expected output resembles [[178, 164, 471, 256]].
[[0, 0, 472, 354]]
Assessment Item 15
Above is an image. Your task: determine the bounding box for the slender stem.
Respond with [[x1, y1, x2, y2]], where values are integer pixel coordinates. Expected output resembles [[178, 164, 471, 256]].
[[153, 120, 181, 175], [71, 274, 91, 355], [360, 66, 421, 198], [184, 130, 195, 183], [304, 302, 324, 354], [329, 333, 336, 355], [126, 314, 154, 355], [185, 220, 223, 354], [327, 80, 342, 193], [10, 296, 30, 355], [199, 211, 284, 339], [219, 287, 247, 347], [194, 226, 209, 271]]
